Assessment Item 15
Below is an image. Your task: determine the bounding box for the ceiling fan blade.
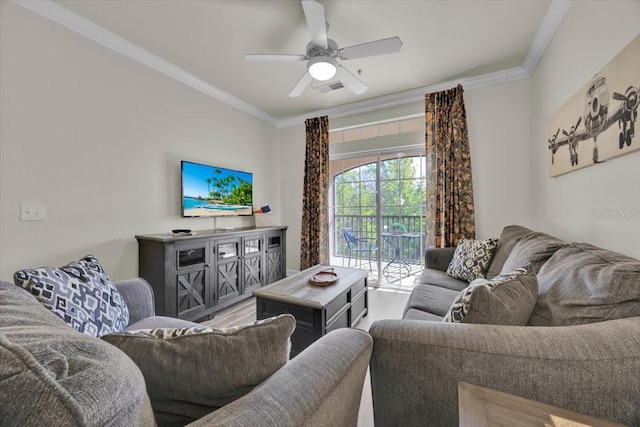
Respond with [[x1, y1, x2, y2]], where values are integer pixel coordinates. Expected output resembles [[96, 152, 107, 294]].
[[338, 36, 403, 60], [336, 64, 367, 95], [302, 0, 328, 48], [244, 54, 306, 62], [289, 71, 312, 97]]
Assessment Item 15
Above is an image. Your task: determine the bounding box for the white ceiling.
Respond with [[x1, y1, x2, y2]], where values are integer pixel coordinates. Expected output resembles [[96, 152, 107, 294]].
[[20, 0, 563, 126]]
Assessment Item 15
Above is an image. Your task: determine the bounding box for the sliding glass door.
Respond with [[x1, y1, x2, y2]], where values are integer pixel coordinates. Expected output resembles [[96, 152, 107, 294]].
[[329, 150, 426, 288]]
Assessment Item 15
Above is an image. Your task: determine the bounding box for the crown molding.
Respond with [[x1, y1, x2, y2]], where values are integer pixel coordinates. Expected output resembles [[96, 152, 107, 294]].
[[281, 0, 572, 128], [522, 0, 572, 74], [277, 66, 530, 128], [14, 0, 570, 130], [12, 0, 280, 127]]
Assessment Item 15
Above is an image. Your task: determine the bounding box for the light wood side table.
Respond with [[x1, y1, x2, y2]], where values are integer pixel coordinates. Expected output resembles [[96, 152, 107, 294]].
[[458, 382, 625, 427]]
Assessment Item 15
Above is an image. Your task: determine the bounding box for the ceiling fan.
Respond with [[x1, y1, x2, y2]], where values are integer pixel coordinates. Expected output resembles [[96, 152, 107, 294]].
[[244, 0, 403, 97]]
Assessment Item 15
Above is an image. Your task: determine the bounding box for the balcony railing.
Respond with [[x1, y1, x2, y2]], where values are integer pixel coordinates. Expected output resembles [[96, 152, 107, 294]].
[[333, 214, 426, 264]]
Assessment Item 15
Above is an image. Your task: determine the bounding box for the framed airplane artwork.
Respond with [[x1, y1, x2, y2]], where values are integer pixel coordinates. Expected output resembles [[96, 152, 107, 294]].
[[548, 34, 639, 177]]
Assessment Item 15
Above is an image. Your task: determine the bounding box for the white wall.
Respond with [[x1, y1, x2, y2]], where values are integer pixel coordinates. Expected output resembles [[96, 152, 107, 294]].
[[5, 1, 635, 283], [279, 79, 532, 271], [465, 79, 532, 238], [278, 125, 306, 272], [529, 1, 640, 258], [0, 3, 279, 281]]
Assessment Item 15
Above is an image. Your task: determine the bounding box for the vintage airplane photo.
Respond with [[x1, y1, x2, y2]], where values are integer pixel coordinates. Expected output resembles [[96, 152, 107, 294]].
[[548, 34, 639, 177], [548, 75, 638, 166]]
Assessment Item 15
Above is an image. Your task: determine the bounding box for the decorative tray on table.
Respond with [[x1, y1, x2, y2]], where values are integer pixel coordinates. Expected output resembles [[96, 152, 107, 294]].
[[309, 268, 339, 287]]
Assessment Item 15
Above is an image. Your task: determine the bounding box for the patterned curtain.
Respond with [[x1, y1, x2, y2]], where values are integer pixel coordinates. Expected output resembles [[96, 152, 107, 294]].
[[300, 116, 330, 269], [424, 84, 475, 248]]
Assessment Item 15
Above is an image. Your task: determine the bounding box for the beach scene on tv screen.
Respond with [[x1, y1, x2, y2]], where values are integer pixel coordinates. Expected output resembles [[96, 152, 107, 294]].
[[182, 162, 253, 217]]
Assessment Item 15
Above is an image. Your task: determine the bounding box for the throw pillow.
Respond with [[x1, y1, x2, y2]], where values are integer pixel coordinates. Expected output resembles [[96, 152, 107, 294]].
[[499, 231, 566, 274], [443, 264, 538, 325], [529, 243, 640, 326], [0, 282, 153, 426], [485, 225, 533, 279], [102, 314, 295, 425], [13, 255, 129, 337], [446, 238, 498, 282]]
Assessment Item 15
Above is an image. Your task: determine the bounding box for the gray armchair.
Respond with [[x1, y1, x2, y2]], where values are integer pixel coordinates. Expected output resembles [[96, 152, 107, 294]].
[[114, 278, 374, 426], [369, 225, 640, 426], [370, 317, 640, 426], [2, 278, 373, 426], [193, 327, 372, 426]]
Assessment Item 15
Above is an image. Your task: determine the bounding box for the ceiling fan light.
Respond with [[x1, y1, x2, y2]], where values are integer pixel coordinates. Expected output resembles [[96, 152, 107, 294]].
[[308, 57, 337, 81]]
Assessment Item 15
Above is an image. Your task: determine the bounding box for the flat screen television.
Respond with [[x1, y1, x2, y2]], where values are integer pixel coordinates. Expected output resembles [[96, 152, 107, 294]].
[[181, 160, 253, 217]]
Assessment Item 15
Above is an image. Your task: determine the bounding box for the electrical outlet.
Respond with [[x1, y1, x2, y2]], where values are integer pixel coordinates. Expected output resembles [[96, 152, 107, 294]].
[[20, 204, 46, 221]]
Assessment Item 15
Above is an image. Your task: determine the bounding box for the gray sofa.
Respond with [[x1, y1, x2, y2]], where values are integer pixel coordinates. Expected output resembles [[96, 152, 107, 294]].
[[0, 278, 373, 426], [370, 225, 640, 426]]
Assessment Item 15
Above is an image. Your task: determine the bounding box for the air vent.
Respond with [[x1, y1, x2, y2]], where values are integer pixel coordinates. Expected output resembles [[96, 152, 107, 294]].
[[313, 81, 345, 94]]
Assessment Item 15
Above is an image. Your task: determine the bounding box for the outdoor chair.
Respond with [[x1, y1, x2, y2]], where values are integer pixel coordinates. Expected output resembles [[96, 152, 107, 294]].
[[343, 228, 377, 271]]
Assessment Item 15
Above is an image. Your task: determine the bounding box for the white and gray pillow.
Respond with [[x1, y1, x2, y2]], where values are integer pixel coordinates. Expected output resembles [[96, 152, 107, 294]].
[[13, 255, 129, 337], [446, 238, 498, 282], [443, 264, 538, 325], [0, 282, 152, 425], [102, 314, 295, 425]]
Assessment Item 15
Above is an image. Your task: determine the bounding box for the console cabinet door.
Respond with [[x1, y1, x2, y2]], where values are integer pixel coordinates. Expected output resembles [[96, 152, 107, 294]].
[[214, 237, 240, 307], [241, 234, 264, 294], [265, 230, 284, 284], [175, 242, 210, 319]]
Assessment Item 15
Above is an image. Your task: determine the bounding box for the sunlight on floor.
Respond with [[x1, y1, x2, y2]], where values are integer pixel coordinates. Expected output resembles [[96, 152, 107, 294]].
[[373, 287, 412, 294]]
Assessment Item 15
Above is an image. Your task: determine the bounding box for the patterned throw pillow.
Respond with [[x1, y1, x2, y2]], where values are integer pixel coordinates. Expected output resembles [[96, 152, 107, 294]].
[[443, 264, 538, 325], [125, 326, 215, 339], [13, 255, 129, 337], [446, 238, 498, 282], [124, 316, 282, 339], [102, 314, 295, 425]]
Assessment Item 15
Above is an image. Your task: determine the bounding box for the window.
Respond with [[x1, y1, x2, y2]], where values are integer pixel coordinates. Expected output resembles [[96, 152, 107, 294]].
[[329, 151, 426, 288], [329, 115, 423, 144]]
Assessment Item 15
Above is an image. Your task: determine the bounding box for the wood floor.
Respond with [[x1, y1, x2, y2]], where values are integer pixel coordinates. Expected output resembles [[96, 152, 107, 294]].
[[204, 296, 257, 329], [202, 287, 411, 427]]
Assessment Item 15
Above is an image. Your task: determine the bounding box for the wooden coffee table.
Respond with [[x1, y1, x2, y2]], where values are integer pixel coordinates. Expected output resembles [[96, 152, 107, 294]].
[[458, 382, 624, 427], [253, 265, 368, 357]]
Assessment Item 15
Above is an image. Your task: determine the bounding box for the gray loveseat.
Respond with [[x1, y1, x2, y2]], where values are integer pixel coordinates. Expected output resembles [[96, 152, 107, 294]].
[[0, 278, 372, 426], [370, 225, 640, 426]]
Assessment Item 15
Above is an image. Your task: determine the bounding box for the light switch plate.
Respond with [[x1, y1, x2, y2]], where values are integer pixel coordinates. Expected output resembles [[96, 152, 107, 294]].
[[20, 204, 46, 221]]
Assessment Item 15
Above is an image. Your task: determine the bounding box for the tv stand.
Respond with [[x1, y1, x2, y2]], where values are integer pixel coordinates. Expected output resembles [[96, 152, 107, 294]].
[[136, 226, 287, 322]]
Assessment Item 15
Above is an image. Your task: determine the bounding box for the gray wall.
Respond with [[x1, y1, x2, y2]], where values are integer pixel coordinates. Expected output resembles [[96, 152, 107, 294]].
[[0, 2, 279, 280], [529, 0, 640, 258], [2, 1, 637, 283]]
